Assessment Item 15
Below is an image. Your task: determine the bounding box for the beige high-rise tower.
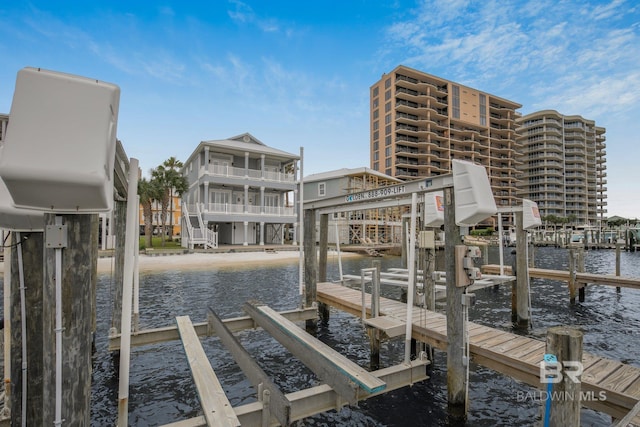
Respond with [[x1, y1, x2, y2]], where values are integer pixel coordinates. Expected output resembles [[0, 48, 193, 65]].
[[370, 65, 522, 223], [516, 110, 607, 226]]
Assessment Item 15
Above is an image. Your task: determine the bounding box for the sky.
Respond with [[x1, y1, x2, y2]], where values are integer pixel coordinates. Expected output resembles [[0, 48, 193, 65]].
[[1, 0, 639, 218]]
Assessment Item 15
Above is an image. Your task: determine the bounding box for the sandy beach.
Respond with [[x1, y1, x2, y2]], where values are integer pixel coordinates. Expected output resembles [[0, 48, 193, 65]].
[[0, 249, 361, 275]]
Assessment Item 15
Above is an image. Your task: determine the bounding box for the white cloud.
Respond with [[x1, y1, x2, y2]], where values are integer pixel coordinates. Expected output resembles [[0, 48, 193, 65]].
[[227, 0, 284, 34]]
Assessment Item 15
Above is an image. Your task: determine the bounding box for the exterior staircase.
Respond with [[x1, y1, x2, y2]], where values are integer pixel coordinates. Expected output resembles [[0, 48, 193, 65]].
[[182, 203, 218, 249]]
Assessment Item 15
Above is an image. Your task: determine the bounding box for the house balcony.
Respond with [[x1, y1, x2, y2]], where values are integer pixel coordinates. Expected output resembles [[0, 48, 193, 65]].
[[203, 202, 295, 217], [199, 164, 295, 184]]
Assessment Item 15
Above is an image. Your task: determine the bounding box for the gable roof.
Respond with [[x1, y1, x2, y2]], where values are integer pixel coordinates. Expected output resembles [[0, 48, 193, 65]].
[[304, 167, 401, 183], [183, 132, 300, 169]]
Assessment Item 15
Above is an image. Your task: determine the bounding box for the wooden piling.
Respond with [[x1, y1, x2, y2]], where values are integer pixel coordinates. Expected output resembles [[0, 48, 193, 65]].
[[577, 249, 586, 302], [366, 327, 381, 371], [544, 326, 583, 427], [42, 214, 97, 425], [10, 231, 44, 426], [111, 200, 126, 335], [515, 211, 529, 329], [444, 188, 467, 420], [304, 208, 317, 334], [318, 214, 329, 324], [615, 243, 621, 293], [568, 249, 577, 304]]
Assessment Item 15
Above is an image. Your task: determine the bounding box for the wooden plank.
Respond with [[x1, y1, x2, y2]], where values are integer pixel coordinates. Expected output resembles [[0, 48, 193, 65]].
[[623, 376, 640, 398], [505, 340, 545, 360], [469, 329, 505, 345], [243, 302, 386, 403], [363, 316, 406, 338], [581, 352, 602, 371], [491, 336, 532, 354], [175, 316, 240, 427], [598, 364, 640, 394], [207, 308, 291, 426], [582, 358, 623, 384], [476, 332, 517, 349], [519, 345, 547, 365]]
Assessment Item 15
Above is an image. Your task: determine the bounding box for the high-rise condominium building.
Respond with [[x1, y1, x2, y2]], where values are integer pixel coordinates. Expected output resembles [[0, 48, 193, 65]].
[[370, 65, 522, 222], [516, 110, 607, 226]]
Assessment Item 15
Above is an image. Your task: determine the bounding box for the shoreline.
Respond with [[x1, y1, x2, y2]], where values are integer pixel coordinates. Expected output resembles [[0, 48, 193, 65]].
[[0, 249, 363, 275]]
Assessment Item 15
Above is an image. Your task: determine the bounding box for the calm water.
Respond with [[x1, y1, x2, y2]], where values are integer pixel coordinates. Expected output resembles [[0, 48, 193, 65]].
[[14, 246, 640, 426]]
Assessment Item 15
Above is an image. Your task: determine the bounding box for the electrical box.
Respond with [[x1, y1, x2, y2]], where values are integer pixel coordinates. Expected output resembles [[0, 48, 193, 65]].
[[418, 230, 435, 249], [452, 160, 497, 226], [455, 244, 482, 287], [0, 67, 120, 213]]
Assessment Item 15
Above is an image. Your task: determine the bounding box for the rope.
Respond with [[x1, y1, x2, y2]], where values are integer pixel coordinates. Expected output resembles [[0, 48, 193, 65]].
[[543, 353, 557, 427]]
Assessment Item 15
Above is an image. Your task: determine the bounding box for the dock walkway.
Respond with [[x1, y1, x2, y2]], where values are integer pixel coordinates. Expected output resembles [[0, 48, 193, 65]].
[[317, 281, 640, 422]]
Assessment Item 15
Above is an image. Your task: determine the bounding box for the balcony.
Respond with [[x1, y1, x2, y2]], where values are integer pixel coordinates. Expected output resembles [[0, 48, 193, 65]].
[[202, 203, 295, 217], [200, 164, 295, 183]]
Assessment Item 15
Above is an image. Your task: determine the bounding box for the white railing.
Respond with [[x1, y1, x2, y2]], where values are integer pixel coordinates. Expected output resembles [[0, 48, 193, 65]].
[[203, 203, 294, 217], [191, 227, 218, 248], [200, 164, 295, 183], [263, 206, 295, 216]]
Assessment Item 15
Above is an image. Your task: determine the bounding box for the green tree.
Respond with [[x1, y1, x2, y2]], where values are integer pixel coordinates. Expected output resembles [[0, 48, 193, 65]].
[[138, 177, 161, 248], [151, 157, 189, 245], [162, 157, 188, 238]]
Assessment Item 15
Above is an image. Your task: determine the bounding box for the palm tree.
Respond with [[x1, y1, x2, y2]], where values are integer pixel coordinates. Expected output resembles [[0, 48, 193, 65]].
[[151, 158, 189, 245], [138, 178, 161, 248], [162, 157, 188, 238]]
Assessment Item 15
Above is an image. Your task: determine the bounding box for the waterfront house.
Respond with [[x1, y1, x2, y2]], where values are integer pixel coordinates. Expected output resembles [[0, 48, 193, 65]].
[[181, 133, 299, 248], [304, 167, 403, 245]]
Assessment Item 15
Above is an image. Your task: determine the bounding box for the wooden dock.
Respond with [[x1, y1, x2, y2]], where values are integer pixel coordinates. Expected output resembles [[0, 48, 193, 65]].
[[317, 281, 640, 422], [482, 265, 640, 290]]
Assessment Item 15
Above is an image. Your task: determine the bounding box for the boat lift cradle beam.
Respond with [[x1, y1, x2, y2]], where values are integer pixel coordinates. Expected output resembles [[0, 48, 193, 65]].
[[176, 315, 240, 427], [207, 307, 292, 427], [108, 307, 317, 351], [242, 302, 387, 405]]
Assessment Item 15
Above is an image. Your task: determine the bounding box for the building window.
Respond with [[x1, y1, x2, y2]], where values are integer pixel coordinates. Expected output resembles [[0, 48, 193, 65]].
[[385, 114, 391, 125], [373, 87, 379, 97], [479, 94, 486, 126], [385, 158, 391, 167], [385, 124, 391, 135], [385, 102, 391, 113], [373, 141, 379, 151], [318, 182, 326, 197], [373, 161, 379, 170], [385, 135, 392, 146], [385, 90, 391, 101], [373, 151, 379, 161], [452, 85, 460, 119], [385, 147, 391, 156], [373, 99, 378, 108], [385, 78, 391, 89], [373, 121, 379, 130], [373, 130, 379, 140], [385, 168, 392, 175], [373, 109, 379, 119]]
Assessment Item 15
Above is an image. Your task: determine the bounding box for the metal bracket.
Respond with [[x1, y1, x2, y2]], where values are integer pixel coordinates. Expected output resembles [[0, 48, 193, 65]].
[[45, 224, 68, 248]]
